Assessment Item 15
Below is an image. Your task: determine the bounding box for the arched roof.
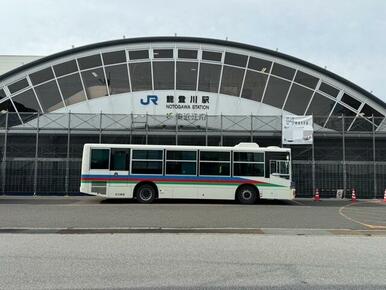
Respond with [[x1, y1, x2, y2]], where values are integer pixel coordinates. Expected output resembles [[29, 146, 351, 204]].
[[0, 36, 385, 131]]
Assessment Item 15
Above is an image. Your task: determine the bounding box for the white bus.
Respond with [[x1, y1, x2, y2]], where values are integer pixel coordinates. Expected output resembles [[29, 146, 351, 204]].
[[80, 143, 295, 204]]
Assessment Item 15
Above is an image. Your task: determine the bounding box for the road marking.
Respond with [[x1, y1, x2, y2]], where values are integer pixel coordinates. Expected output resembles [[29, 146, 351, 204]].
[[338, 201, 386, 229]]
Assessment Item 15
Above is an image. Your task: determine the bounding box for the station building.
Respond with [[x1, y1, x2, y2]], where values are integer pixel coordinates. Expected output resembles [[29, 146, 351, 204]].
[[0, 37, 385, 197]]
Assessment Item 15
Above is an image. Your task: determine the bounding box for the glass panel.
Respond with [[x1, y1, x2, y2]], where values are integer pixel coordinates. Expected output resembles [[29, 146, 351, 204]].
[[29, 67, 54, 85], [153, 49, 173, 58], [8, 78, 29, 94], [0, 100, 15, 113], [129, 50, 149, 60], [199, 162, 230, 176], [53, 60, 78, 77], [131, 161, 162, 174], [341, 93, 361, 110], [81, 68, 108, 99], [200, 151, 230, 161], [198, 63, 221, 93], [271, 63, 295, 80], [234, 163, 264, 177], [220, 66, 244, 96], [178, 49, 197, 59], [350, 116, 376, 132], [110, 148, 130, 171], [57, 73, 86, 106], [234, 152, 263, 162], [105, 64, 130, 95], [350, 116, 373, 132], [176, 62, 198, 90], [328, 103, 356, 131], [166, 161, 196, 175], [153, 61, 174, 90], [224, 52, 248, 67], [90, 149, 109, 169], [319, 82, 339, 98], [306, 93, 335, 117], [132, 150, 163, 160], [34, 80, 64, 112], [102, 50, 126, 65], [294, 71, 318, 89], [129, 62, 152, 91], [262, 76, 291, 108], [202, 51, 222, 62], [360, 104, 384, 125], [330, 103, 356, 117], [248, 57, 272, 73], [0, 89, 6, 99], [78, 54, 102, 70], [284, 84, 314, 115], [167, 150, 196, 160], [241, 70, 268, 102], [12, 89, 41, 113]]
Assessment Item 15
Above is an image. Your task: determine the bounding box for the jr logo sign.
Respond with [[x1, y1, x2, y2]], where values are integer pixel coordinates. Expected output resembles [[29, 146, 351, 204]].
[[140, 95, 158, 105]]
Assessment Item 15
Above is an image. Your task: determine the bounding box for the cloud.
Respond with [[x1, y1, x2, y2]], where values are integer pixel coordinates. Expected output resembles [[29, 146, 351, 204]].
[[0, 0, 385, 100]]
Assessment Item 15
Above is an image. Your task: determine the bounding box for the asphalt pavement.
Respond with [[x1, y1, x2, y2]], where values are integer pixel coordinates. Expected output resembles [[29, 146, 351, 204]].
[[1, 233, 386, 289], [0, 196, 385, 231]]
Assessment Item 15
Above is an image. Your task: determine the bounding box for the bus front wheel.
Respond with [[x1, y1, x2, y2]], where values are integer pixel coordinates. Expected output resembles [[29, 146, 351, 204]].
[[135, 184, 157, 203], [236, 185, 258, 204]]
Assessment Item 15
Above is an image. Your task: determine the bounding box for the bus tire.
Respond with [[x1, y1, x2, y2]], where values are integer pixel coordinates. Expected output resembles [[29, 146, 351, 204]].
[[135, 183, 157, 204], [236, 185, 258, 204]]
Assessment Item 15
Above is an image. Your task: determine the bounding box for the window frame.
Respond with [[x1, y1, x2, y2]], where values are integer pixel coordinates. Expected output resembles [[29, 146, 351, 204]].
[[130, 149, 164, 176], [232, 151, 265, 177], [110, 148, 131, 172], [165, 149, 198, 176], [90, 148, 110, 171], [199, 150, 231, 177]]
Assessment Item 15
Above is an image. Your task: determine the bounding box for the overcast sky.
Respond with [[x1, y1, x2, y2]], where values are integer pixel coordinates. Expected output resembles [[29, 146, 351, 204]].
[[1, 0, 385, 101]]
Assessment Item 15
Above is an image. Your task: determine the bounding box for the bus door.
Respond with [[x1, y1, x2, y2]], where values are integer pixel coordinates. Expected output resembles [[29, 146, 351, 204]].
[[264, 152, 291, 196], [264, 152, 290, 179], [108, 148, 131, 197]]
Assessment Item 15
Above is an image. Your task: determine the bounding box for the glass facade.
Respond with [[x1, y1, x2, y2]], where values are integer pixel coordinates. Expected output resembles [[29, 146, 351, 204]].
[[262, 76, 291, 108], [0, 39, 383, 133], [129, 62, 152, 91], [176, 62, 198, 90], [104, 64, 130, 95], [241, 70, 268, 102]]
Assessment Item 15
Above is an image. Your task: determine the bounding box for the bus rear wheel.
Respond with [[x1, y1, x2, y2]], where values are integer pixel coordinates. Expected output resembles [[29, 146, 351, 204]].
[[135, 184, 157, 204], [236, 185, 258, 204]]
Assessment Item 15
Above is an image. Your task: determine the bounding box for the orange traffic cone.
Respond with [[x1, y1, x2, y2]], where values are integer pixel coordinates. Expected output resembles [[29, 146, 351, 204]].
[[351, 188, 357, 202], [383, 189, 386, 203], [314, 188, 320, 201]]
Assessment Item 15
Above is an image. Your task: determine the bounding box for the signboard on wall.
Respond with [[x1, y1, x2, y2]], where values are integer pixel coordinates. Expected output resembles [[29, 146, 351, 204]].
[[282, 115, 313, 145]]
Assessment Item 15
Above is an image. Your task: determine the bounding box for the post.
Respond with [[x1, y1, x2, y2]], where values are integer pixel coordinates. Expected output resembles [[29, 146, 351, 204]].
[[145, 113, 148, 145], [129, 113, 133, 144], [220, 114, 223, 146], [1, 112, 9, 194], [65, 112, 71, 196], [342, 114, 346, 198], [33, 112, 40, 196], [312, 134, 315, 197], [250, 114, 253, 142], [372, 115, 377, 199], [205, 113, 208, 146], [175, 114, 178, 145], [98, 111, 102, 143]]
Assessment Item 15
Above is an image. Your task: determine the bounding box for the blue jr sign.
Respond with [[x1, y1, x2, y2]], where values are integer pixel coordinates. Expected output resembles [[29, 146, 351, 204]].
[[140, 95, 158, 105]]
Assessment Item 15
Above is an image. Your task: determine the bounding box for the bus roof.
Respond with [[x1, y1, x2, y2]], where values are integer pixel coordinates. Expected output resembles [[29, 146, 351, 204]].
[[83, 143, 291, 152]]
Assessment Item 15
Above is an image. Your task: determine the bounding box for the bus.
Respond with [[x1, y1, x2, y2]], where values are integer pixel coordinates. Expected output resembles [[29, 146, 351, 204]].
[[80, 143, 295, 204]]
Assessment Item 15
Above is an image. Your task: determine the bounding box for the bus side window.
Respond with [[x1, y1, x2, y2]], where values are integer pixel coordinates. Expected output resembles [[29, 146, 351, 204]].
[[90, 149, 110, 169], [110, 149, 130, 171]]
